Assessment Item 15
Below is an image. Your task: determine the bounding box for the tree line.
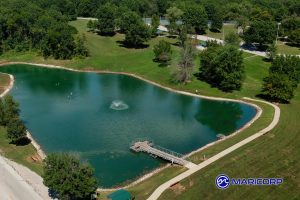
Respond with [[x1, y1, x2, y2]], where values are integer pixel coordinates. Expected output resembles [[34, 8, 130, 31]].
[[0, 0, 88, 59]]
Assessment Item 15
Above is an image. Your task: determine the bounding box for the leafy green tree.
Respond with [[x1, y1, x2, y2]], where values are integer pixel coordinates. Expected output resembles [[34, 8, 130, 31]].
[[266, 43, 277, 61], [75, 34, 89, 57], [269, 55, 300, 86], [87, 20, 96, 31], [261, 73, 295, 103], [3, 95, 20, 125], [117, 10, 140, 33], [166, 6, 183, 23], [43, 153, 97, 200], [200, 45, 245, 92], [96, 3, 116, 35], [166, 6, 183, 34], [281, 17, 300, 37], [243, 20, 277, 47], [173, 42, 195, 83], [288, 28, 300, 46], [236, 17, 248, 33], [225, 31, 240, 46], [153, 40, 172, 64], [124, 19, 151, 47], [178, 26, 187, 47], [151, 15, 160, 37], [7, 117, 27, 144], [183, 5, 208, 34], [210, 8, 223, 31]]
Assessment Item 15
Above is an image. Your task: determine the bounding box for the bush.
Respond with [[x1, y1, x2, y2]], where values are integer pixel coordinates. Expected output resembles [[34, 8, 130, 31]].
[[153, 40, 172, 64]]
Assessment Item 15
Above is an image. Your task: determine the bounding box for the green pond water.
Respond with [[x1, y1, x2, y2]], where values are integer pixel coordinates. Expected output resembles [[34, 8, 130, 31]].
[[0, 64, 257, 187]]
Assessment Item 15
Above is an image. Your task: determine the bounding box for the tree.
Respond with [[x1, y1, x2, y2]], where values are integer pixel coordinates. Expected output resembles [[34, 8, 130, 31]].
[[43, 153, 97, 200], [7, 117, 27, 143], [199, 45, 245, 92], [210, 8, 223, 31], [166, 6, 183, 23], [151, 15, 160, 37], [236, 17, 248, 33], [225, 31, 240, 46], [261, 73, 295, 103], [153, 40, 172, 64], [3, 95, 20, 125], [117, 10, 141, 33], [266, 42, 277, 61], [183, 5, 208, 34], [96, 3, 116, 35], [178, 26, 187, 47], [166, 6, 183, 34], [288, 28, 300, 46], [281, 17, 300, 37], [87, 20, 96, 31], [243, 20, 277, 47], [124, 20, 151, 47], [173, 42, 195, 83], [74, 34, 89, 57], [261, 55, 300, 103], [269, 56, 300, 86]]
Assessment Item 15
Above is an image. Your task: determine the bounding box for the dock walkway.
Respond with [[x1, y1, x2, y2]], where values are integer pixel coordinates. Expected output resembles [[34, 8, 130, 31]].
[[130, 141, 196, 168]]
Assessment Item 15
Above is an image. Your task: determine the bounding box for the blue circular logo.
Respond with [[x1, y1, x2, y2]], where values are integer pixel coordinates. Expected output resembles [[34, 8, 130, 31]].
[[215, 174, 230, 189]]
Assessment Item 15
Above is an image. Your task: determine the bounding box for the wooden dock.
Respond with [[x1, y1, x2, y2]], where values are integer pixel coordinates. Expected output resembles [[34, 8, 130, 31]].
[[130, 140, 189, 166]]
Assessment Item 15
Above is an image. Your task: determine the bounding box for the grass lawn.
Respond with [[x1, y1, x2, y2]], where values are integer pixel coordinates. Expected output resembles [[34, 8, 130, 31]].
[[0, 126, 43, 175], [277, 41, 300, 55], [159, 90, 300, 199], [0, 19, 299, 199], [205, 24, 237, 40], [0, 73, 10, 94]]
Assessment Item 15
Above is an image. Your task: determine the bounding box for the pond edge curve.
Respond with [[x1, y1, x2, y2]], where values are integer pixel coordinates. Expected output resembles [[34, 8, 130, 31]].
[[0, 62, 262, 191]]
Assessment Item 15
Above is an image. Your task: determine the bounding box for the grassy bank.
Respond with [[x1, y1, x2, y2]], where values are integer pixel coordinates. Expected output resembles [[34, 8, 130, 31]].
[[159, 90, 300, 199], [0, 19, 298, 199], [0, 73, 10, 94], [0, 73, 43, 176], [0, 126, 43, 175]]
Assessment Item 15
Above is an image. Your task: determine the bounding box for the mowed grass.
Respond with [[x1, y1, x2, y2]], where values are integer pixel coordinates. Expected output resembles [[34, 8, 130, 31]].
[[205, 24, 237, 40], [277, 41, 300, 55], [0, 73, 10, 93], [159, 90, 300, 200], [0, 19, 299, 199], [0, 126, 43, 175]]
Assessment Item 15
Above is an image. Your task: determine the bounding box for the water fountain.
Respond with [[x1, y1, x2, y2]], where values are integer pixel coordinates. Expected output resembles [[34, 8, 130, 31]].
[[110, 100, 129, 110]]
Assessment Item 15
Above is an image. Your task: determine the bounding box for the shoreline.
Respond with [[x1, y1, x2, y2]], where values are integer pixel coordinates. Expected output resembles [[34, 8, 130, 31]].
[[0, 61, 263, 191]]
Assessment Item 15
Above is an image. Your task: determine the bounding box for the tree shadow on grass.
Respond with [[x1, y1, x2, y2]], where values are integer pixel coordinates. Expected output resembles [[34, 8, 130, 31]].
[[209, 28, 221, 33], [152, 59, 170, 67], [15, 137, 31, 146], [116, 40, 149, 49], [255, 93, 289, 104], [97, 32, 116, 37]]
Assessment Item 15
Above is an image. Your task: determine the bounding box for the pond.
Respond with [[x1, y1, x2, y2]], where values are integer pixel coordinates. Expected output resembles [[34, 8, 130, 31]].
[[0, 64, 257, 187]]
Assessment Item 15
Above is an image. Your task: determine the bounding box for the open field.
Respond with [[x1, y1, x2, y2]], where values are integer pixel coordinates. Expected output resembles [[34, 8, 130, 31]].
[[0, 19, 299, 199]]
